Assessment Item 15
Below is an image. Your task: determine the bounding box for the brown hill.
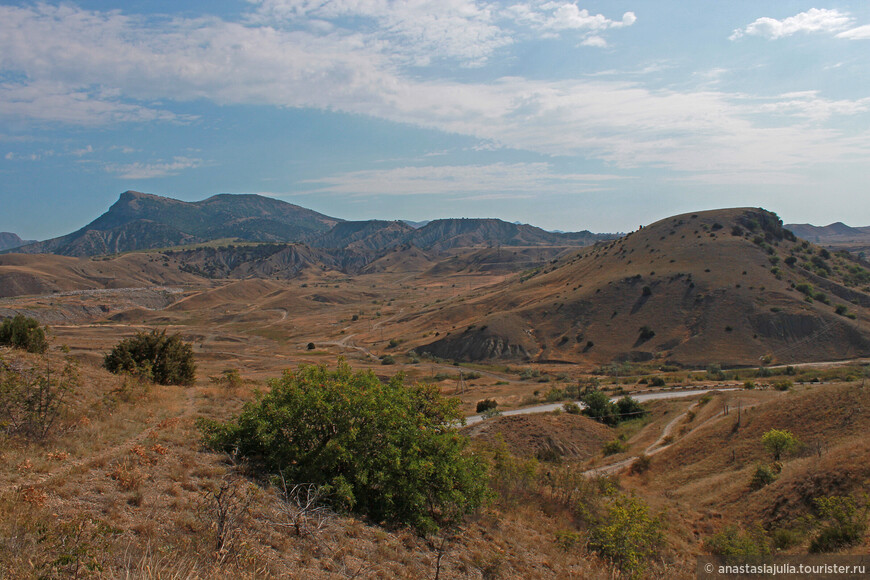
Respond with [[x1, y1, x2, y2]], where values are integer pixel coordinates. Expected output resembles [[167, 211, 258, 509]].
[[644, 382, 870, 532], [0, 253, 204, 298], [414, 208, 870, 367], [463, 413, 613, 461]]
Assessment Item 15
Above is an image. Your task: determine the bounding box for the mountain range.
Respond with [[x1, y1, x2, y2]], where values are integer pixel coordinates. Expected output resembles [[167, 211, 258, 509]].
[[0, 232, 34, 251], [9, 191, 611, 257]]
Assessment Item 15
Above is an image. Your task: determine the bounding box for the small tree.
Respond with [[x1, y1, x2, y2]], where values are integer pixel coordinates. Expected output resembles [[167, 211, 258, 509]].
[[103, 329, 196, 385], [761, 429, 800, 461], [0, 355, 79, 440], [199, 359, 491, 534], [0, 314, 48, 354], [582, 390, 618, 425]]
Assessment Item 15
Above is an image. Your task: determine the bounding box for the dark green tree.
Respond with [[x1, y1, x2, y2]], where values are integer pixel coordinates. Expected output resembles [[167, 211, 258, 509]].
[[0, 314, 48, 354], [582, 390, 619, 425], [199, 359, 490, 534], [103, 329, 196, 385]]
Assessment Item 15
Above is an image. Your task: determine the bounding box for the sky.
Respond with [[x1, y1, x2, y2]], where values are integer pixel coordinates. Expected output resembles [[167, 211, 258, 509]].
[[1, 1, 869, 240]]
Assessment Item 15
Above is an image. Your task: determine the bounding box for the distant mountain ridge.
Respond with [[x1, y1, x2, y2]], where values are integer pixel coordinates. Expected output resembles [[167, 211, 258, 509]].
[[0, 232, 34, 251], [13, 191, 342, 256], [8, 191, 613, 257], [786, 221, 870, 256]]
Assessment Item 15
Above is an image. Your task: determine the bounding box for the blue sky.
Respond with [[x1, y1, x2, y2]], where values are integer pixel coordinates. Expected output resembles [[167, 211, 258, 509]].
[[1, 1, 869, 240]]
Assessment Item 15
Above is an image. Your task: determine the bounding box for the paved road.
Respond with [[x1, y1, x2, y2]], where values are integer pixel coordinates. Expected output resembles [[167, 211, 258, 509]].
[[464, 386, 741, 425]]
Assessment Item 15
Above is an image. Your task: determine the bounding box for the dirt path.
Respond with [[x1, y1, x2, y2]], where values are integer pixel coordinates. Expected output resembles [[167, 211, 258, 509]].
[[583, 397, 765, 478]]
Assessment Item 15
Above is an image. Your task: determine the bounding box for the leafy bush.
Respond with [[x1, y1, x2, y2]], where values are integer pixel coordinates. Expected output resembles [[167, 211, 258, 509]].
[[0, 314, 48, 354], [586, 492, 664, 577], [379, 354, 396, 365], [199, 360, 490, 534], [582, 390, 618, 425], [210, 368, 243, 389], [0, 355, 79, 440], [103, 329, 196, 386], [649, 376, 666, 387], [809, 495, 869, 553], [603, 439, 628, 456], [476, 398, 498, 413], [704, 525, 771, 557], [629, 454, 651, 474], [750, 463, 778, 489], [773, 380, 792, 391], [761, 429, 800, 461], [637, 326, 655, 342], [616, 396, 647, 420], [563, 402, 581, 414], [545, 386, 566, 402]]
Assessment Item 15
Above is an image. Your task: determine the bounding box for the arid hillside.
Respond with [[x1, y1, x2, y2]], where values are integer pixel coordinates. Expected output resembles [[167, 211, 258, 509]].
[[414, 208, 870, 367]]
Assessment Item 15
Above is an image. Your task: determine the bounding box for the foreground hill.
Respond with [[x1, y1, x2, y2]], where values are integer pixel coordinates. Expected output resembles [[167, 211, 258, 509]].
[[13, 191, 342, 256], [415, 208, 870, 367]]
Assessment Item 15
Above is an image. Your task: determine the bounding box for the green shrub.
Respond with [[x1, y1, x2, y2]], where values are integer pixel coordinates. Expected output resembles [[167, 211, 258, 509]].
[[649, 376, 666, 387], [563, 402, 581, 414], [554, 530, 582, 551], [582, 390, 618, 425], [586, 492, 664, 577], [476, 398, 498, 413], [0, 314, 48, 354], [198, 360, 491, 534], [545, 387, 566, 402], [637, 326, 655, 342], [616, 396, 647, 420], [751, 463, 778, 489], [629, 454, 651, 474], [704, 525, 771, 557], [379, 354, 396, 365], [103, 329, 196, 386], [210, 368, 243, 389], [761, 429, 800, 461], [770, 527, 804, 550], [0, 355, 79, 440], [809, 495, 869, 553], [773, 380, 792, 391], [603, 439, 628, 456]]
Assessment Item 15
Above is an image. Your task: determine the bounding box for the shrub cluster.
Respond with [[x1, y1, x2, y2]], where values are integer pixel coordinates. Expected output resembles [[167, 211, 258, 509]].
[[103, 329, 196, 386], [582, 390, 647, 426], [0, 314, 48, 354]]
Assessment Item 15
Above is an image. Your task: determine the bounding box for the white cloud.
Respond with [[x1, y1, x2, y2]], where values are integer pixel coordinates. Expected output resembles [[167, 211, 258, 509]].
[[0, 3, 868, 180], [105, 157, 205, 179], [0, 81, 181, 125], [730, 8, 852, 40], [754, 91, 870, 121], [837, 24, 870, 39], [301, 162, 624, 197], [507, 3, 635, 45], [248, 0, 511, 66]]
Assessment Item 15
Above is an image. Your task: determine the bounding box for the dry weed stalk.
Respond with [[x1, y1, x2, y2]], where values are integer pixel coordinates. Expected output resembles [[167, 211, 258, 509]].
[[272, 473, 332, 537]]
